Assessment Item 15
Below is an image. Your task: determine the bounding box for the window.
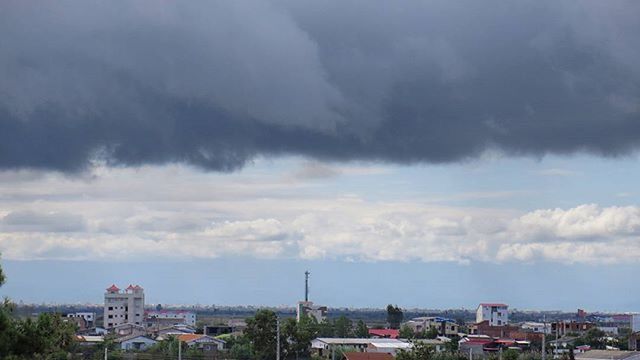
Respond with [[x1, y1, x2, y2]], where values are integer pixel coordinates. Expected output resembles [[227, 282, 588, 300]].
[[108, 315, 113, 319], [108, 307, 113, 310]]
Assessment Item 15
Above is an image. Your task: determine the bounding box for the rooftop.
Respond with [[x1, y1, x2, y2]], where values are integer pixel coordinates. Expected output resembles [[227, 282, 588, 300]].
[[343, 352, 394, 360], [575, 350, 640, 360]]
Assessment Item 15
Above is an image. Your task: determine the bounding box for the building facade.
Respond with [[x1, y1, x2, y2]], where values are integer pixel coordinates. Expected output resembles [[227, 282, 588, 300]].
[[476, 303, 509, 326], [406, 316, 459, 337], [145, 310, 196, 327], [104, 284, 145, 328], [66, 312, 96, 328], [297, 301, 327, 323]]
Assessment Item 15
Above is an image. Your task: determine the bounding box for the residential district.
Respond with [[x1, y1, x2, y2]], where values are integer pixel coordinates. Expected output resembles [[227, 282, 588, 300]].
[[10, 272, 640, 360]]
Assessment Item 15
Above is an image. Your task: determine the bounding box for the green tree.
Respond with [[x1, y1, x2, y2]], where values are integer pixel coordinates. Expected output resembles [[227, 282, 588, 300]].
[[245, 309, 288, 360], [503, 349, 520, 360], [355, 320, 369, 338], [579, 328, 606, 349], [317, 319, 334, 337], [387, 304, 404, 330], [399, 324, 415, 339], [283, 315, 319, 359], [444, 336, 460, 353], [334, 316, 353, 338], [0, 257, 77, 359], [230, 340, 254, 360]]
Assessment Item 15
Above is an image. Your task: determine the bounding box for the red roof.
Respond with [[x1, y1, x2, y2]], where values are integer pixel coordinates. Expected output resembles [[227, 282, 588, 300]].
[[106, 284, 119, 292], [368, 329, 399, 339], [134, 285, 143, 290], [126, 284, 135, 290], [479, 303, 508, 307], [343, 352, 394, 360]]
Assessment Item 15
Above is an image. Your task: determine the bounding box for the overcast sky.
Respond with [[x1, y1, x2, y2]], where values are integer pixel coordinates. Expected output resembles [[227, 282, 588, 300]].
[[1, 0, 640, 310]]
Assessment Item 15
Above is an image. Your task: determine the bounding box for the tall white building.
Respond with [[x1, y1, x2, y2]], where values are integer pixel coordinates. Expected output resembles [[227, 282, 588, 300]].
[[104, 284, 145, 328], [476, 303, 508, 326]]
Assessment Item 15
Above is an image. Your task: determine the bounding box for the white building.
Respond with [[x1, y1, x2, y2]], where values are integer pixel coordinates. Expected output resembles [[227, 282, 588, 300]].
[[104, 284, 145, 328], [297, 301, 327, 323], [116, 334, 157, 351], [476, 303, 508, 326], [311, 338, 410, 357], [145, 310, 197, 327], [522, 322, 552, 334]]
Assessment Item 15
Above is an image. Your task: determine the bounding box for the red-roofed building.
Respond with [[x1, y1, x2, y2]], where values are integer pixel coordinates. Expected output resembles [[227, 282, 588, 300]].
[[369, 329, 399, 339], [343, 352, 394, 360], [104, 284, 145, 329]]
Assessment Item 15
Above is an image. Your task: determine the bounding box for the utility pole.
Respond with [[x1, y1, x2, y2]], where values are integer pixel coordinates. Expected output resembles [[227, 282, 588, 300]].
[[178, 338, 182, 360], [304, 270, 310, 302], [104, 346, 108, 360], [276, 317, 281, 360]]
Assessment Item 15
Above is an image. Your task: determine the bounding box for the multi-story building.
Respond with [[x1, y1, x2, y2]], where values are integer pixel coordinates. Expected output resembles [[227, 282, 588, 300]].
[[297, 301, 327, 323], [550, 321, 594, 336], [104, 284, 145, 328], [476, 303, 509, 326], [145, 310, 197, 327]]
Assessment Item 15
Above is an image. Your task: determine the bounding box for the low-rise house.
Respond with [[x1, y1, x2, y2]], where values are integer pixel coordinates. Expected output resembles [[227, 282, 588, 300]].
[[405, 317, 459, 337], [521, 322, 552, 334], [343, 352, 394, 360], [66, 312, 96, 328], [367, 341, 412, 355], [64, 316, 89, 330], [115, 334, 157, 351], [311, 338, 410, 358], [111, 323, 146, 337], [576, 350, 640, 360], [154, 325, 197, 340], [145, 310, 197, 327], [459, 336, 493, 356], [76, 335, 104, 347], [178, 334, 225, 351], [469, 320, 520, 338], [369, 329, 399, 339]]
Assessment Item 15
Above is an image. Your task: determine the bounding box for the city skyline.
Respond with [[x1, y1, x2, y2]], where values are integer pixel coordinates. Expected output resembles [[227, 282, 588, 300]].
[[2, 1, 640, 313]]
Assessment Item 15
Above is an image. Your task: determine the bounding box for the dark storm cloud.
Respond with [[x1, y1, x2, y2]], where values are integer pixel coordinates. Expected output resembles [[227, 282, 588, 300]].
[[1, 0, 639, 172]]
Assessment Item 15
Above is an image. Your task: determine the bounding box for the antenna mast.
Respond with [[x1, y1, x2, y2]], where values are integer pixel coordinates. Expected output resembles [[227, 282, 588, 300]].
[[304, 270, 310, 301]]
